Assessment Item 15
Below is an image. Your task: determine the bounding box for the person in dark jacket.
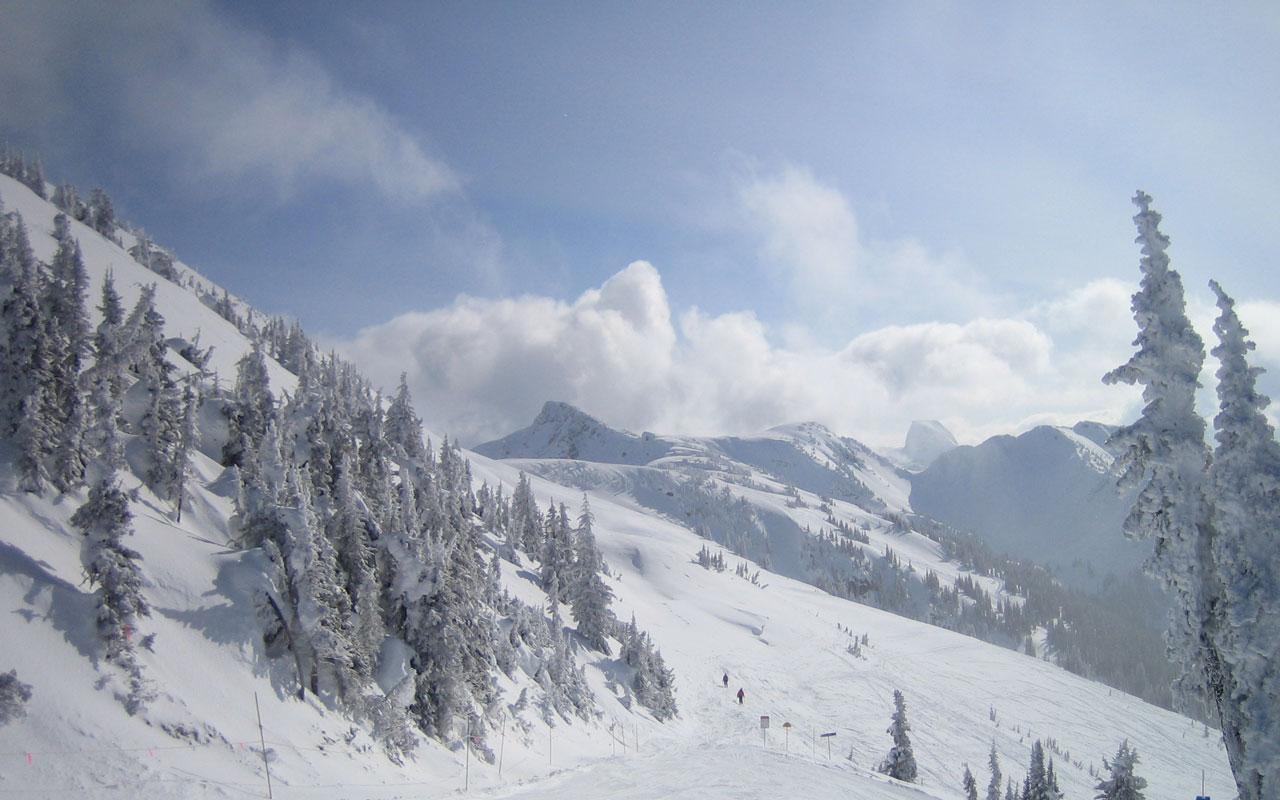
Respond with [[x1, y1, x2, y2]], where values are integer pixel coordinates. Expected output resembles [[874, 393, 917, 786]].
[[722, 672, 729, 688], [736, 687, 745, 704]]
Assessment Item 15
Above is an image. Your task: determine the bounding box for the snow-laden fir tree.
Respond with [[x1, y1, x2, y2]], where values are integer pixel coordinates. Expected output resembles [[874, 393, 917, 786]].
[[71, 472, 152, 713], [384, 373, 425, 461], [1103, 192, 1252, 798], [46, 214, 90, 490], [329, 452, 384, 682], [1094, 740, 1146, 800], [223, 337, 274, 469], [569, 495, 614, 653], [0, 669, 32, 725], [125, 285, 183, 496], [1207, 280, 1280, 800], [618, 614, 677, 720], [987, 741, 1003, 800], [85, 271, 126, 468], [511, 471, 542, 557], [280, 462, 360, 701], [0, 210, 54, 492], [963, 764, 979, 800], [540, 501, 574, 604], [878, 688, 917, 782]]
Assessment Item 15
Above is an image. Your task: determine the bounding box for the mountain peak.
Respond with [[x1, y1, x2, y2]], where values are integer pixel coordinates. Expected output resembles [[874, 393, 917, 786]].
[[903, 420, 958, 467]]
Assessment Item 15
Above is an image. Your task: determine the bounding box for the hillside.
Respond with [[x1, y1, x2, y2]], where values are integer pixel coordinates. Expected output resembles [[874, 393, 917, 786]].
[[909, 423, 1145, 586], [0, 169, 1236, 800]]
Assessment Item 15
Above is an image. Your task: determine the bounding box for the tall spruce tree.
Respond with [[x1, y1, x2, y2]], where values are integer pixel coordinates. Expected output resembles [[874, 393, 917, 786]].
[[1103, 192, 1245, 797], [1207, 280, 1280, 799], [72, 473, 151, 713], [878, 689, 917, 782], [86, 272, 126, 468], [569, 495, 614, 653], [987, 741, 1003, 800], [963, 764, 979, 800]]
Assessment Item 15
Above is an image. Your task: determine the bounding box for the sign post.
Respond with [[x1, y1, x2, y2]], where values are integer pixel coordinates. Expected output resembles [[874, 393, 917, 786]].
[[820, 731, 837, 759], [760, 715, 770, 747], [782, 721, 792, 753]]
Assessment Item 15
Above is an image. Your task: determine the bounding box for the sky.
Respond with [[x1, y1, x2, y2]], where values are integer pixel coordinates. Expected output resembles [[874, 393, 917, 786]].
[[2, 0, 1278, 446]]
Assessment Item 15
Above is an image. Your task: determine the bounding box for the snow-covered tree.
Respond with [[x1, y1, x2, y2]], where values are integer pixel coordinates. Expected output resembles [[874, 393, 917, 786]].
[[510, 471, 542, 557], [88, 187, 116, 239], [72, 473, 152, 713], [987, 741, 1003, 800], [85, 272, 127, 468], [1094, 740, 1147, 800], [1207, 280, 1280, 800], [46, 216, 91, 490], [618, 614, 677, 720], [384, 373, 425, 461], [569, 495, 614, 653], [540, 501, 573, 604], [1104, 192, 1255, 798], [0, 670, 32, 725], [963, 764, 979, 800], [0, 211, 54, 491], [878, 688, 917, 782], [223, 338, 274, 468]]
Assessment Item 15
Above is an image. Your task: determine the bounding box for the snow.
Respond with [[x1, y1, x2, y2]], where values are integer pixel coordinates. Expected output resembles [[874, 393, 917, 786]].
[[0, 173, 1238, 799]]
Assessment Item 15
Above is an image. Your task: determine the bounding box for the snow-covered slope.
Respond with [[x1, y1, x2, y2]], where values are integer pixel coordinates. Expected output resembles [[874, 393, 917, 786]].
[[0, 172, 1234, 799], [909, 424, 1144, 585], [479, 408, 908, 512]]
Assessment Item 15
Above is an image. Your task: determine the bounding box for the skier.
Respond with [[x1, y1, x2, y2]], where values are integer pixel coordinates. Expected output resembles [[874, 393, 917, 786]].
[[736, 687, 745, 704], [722, 672, 729, 688]]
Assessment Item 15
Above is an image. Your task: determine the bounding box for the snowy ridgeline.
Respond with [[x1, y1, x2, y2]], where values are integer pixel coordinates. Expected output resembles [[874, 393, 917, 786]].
[[0, 162, 1243, 800]]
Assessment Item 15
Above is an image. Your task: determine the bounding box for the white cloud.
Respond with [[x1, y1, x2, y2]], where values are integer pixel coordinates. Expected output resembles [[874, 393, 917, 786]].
[[0, 0, 456, 202], [735, 166, 994, 325], [335, 260, 1172, 448]]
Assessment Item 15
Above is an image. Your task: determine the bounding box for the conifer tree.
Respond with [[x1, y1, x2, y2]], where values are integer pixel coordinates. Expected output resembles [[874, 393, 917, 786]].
[[1206, 280, 1280, 800], [46, 216, 90, 490], [963, 764, 979, 800], [385, 373, 425, 461], [540, 501, 573, 603], [1094, 740, 1147, 800], [1103, 193, 1242, 796], [988, 741, 1003, 800], [86, 272, 126, 468], [0, 212, 53, 491], [223, 338, 274, 468], [72, 473, 152, 713], [569, 495, 614, 653], [878, 689, 917, 782]]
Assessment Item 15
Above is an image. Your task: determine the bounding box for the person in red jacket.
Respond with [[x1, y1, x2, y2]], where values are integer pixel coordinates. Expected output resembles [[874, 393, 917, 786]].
[[736, 687, 745, 704]]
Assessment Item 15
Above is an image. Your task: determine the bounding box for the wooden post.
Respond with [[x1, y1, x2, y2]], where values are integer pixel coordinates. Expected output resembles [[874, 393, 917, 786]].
[[253, 692, 272, 799]]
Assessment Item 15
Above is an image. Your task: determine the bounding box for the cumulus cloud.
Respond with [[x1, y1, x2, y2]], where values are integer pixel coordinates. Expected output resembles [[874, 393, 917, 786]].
[[0, 0, 456, 202], [336, 260, 1207, 448]]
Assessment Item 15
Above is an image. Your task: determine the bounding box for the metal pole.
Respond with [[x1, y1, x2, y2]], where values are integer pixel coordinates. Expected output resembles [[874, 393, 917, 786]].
[[548, 721, 552, 766], [253, 692, 272, 799], [464, 723, 471, 791], [498, 717, 506, 781]]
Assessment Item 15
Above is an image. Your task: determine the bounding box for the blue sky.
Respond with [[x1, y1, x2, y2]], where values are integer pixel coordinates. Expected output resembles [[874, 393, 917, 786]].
[[2, 1, 1278, 444]]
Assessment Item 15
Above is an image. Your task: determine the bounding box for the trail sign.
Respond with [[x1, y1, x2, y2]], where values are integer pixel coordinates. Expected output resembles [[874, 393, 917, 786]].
[[782, 722, 792, 729], [820, 731, 837, 759], [820, 732, 837, 737], [760, 716, 770, 729]]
